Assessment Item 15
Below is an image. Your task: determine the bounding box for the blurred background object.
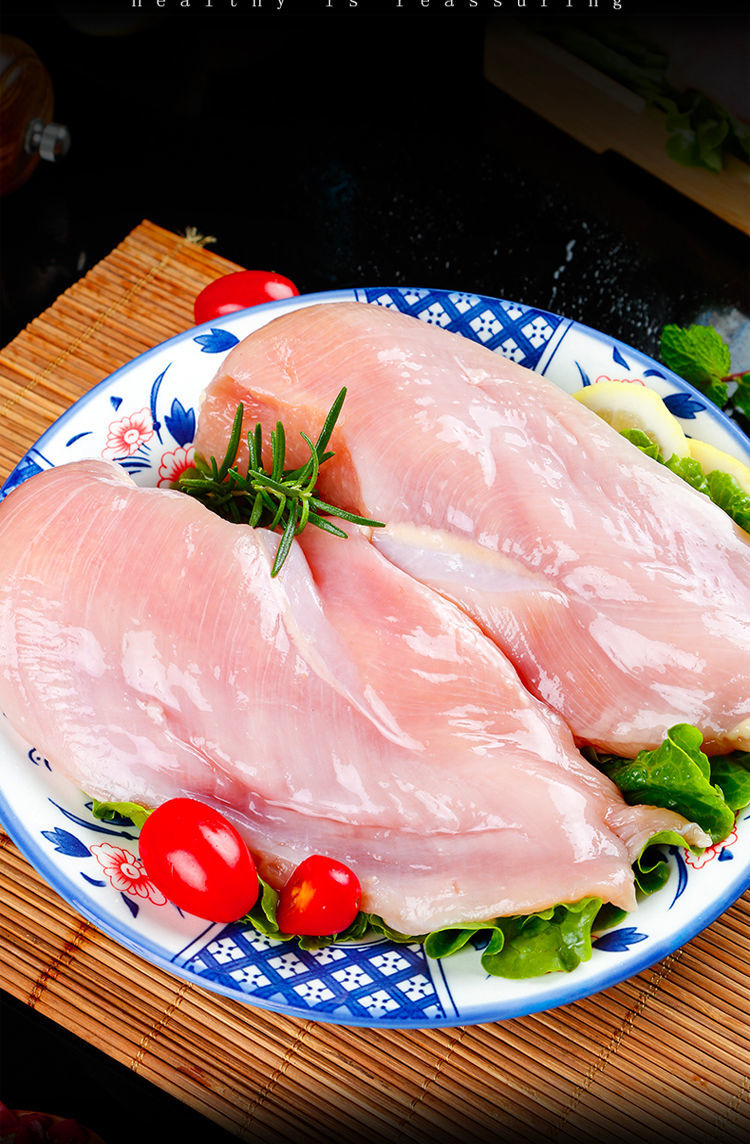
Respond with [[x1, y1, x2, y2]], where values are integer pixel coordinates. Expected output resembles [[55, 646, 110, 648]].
[[0, 35, 70, 196], [636, 16, 749, 124], [1, 9, 748, 355], [0, 1102, 106, 1144], [484, 14, 750, 234]]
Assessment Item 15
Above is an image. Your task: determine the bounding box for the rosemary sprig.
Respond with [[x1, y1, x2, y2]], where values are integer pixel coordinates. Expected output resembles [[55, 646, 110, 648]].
[[176, 387, 384, 576]]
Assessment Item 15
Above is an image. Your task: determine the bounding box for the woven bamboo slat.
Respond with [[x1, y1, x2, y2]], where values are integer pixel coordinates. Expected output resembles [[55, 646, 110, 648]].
[[0, 220, 748, 1143]]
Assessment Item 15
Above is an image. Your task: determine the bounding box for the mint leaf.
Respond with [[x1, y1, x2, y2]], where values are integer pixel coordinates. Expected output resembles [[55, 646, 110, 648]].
[[91, 798, 152, 830], [660, 324, 730, 408], [732, 373, 750, 419]]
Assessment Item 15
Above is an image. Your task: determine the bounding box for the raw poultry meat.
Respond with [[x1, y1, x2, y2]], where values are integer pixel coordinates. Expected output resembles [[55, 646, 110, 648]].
[[193, 301, 750, 757], [0, 460, 706, 933]]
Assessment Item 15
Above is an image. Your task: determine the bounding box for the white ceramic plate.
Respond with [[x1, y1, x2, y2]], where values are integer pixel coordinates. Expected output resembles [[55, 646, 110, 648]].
[[1, 287, 748, 1028]]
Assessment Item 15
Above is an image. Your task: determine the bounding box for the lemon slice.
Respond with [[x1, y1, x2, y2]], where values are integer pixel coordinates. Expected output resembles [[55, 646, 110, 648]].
[[573, 381, 689, 458], [688, 438, 750, 495]]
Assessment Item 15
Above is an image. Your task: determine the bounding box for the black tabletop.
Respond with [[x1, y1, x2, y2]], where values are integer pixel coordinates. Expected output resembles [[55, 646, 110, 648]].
[[0, 6, 748, 1144]]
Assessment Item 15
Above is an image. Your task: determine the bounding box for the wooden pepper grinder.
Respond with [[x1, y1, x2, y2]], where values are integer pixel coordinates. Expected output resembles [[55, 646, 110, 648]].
[[0, 35, 70, 195]]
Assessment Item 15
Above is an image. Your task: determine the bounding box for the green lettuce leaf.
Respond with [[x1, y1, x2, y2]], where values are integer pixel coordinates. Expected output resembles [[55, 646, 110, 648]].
[[235, 881, 413, 951], [619, 429, 750, 534], [90, 798, 153, 831], [241, 876, 290, 939], [662, 452, 714, 491], [620, 427, 661, 460], [481, 898, 603, 978], [422, 898, 602, 979], [594, 724, 736, 844], [633, 830, 692, 895], [704, 470, 750, 533], [708, 753, 750, 812]]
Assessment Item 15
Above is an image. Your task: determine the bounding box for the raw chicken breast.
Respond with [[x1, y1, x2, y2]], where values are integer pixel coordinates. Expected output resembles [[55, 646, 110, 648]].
[[193, 302, 750, 756], [0, 461, 704, 932]]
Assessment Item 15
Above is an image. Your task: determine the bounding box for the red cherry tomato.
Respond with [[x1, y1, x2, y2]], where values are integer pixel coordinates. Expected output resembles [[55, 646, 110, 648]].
[[194, 270, 299, 325], [139, 797, 258, 922], [276, 854, 362, 936]]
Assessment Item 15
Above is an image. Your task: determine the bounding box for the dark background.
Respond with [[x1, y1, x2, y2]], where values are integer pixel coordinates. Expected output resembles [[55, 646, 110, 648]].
[[1, 4, 749, 352], [1, 3, 748, 1143]]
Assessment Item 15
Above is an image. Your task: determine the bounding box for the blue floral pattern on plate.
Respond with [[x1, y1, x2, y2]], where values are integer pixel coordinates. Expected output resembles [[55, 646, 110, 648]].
[[0, 288, 748, 1028]]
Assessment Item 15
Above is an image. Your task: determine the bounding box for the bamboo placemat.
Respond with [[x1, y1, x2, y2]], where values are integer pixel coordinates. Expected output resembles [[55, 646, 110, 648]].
[[0, 220, 748, 1144]]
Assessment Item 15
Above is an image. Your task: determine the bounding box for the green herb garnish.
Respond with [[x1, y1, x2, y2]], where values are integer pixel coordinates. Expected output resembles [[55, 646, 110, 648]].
[[660, 324, 733, 409], [91, 798, 153, 830], [176, 387, 384, 576], [620, 428, 750, 532]]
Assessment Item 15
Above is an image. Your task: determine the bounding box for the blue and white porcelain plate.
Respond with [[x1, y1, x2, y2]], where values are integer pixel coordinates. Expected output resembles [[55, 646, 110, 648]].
[[1, 287, 749, 1029]]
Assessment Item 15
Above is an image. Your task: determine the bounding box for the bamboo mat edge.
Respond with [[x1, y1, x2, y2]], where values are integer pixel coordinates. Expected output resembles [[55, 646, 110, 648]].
[[0, 220, 749, 1144]]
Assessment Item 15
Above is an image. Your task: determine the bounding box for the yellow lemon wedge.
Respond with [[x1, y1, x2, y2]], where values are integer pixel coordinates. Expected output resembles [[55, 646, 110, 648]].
[[573, 381, 690, 459], [688, 438, 750, 495]]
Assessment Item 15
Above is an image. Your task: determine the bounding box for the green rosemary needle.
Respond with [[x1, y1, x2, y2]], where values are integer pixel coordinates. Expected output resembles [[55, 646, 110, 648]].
[[176, 387, 384, 576]]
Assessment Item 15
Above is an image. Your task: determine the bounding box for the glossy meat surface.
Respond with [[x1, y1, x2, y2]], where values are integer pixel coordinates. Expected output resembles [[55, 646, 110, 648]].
[[0, 461, 704, 931], [193, 301, 750, 755]]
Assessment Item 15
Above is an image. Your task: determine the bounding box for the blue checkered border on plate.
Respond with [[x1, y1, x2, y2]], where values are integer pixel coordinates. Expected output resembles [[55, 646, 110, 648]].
[[181, 924, 448, 1022], [357, 287, 568, 372]]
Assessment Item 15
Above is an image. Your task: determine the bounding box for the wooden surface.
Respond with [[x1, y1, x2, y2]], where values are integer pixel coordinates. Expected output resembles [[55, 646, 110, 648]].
[[483, 19, 750, 237], [0, 220, 749, 1143]]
